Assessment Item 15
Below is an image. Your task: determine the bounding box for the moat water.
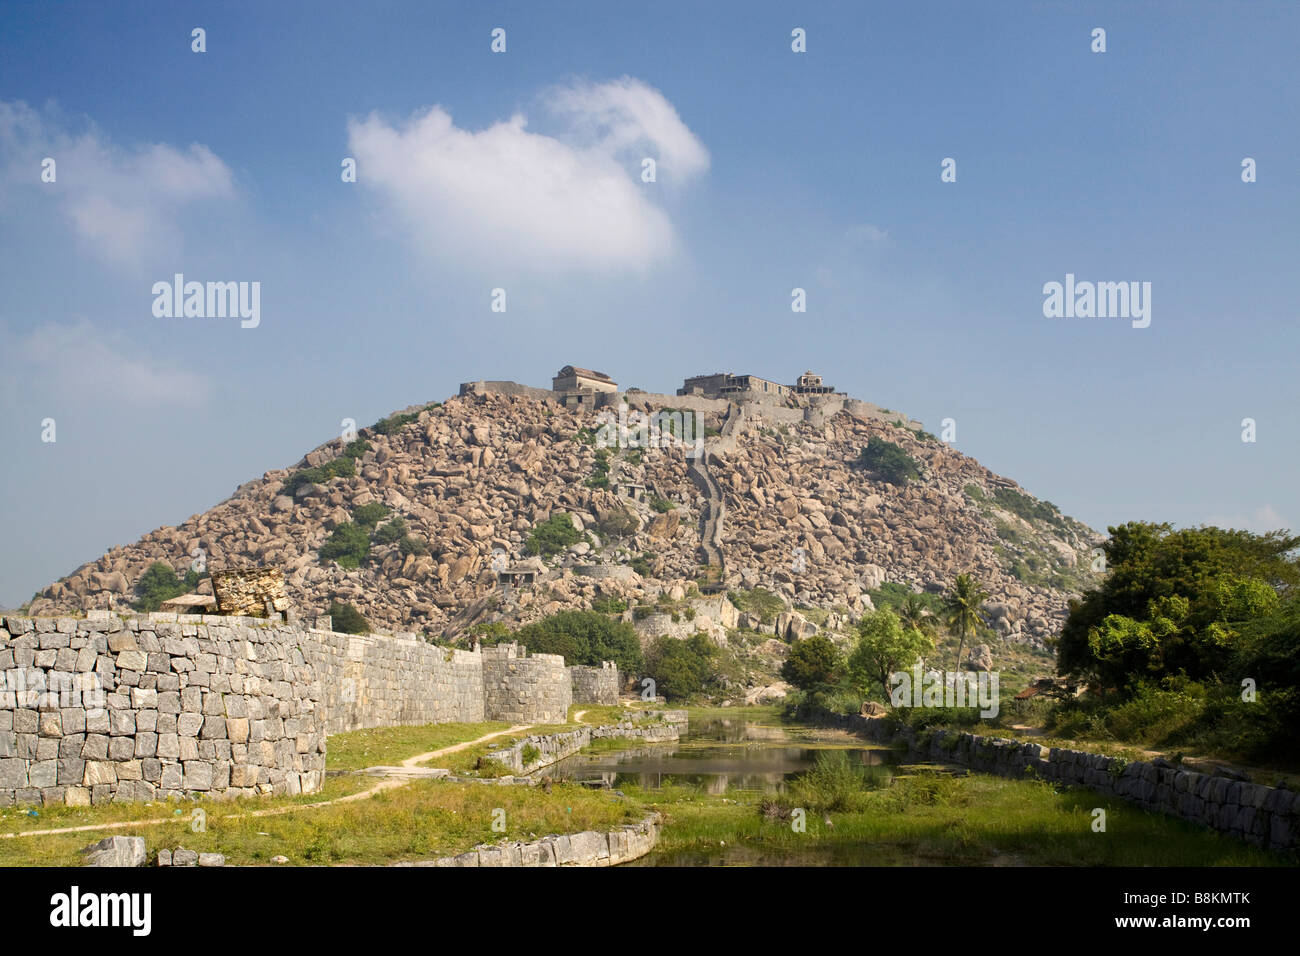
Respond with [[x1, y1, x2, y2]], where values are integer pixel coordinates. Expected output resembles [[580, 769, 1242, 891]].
[[548, 713, 920, 866]]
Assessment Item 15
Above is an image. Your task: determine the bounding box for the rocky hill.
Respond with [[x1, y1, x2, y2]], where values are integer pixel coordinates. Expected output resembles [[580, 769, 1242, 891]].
[[27, 385, 1101, 660]]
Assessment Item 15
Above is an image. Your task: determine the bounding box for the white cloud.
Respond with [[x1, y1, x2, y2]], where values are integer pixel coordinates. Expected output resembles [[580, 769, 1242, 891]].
[[347, 77, 709, 272], [0, 101, 235, 268], [0, 319, 212, 407], [1203, 505, 1291, 534]]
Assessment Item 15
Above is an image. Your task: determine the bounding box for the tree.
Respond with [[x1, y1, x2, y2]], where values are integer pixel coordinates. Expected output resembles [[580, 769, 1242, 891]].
[[897, 593, 937, 640], [644, 633, 717, 702], [781, 635, 842, 690], [942, 573, 989, 672], [855, 436, 921, 484], [848, 608, 933, 699], [133, 562, 201, 612], [328, 601, 369, 634], [526, 513, 583, 557], [1057, 522, 1300, 683], [318, 522, 370, 568], [512, 610, 642, 674]]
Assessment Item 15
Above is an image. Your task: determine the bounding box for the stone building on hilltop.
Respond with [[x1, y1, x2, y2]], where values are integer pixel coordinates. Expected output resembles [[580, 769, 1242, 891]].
[[677, 369, 835, 400], [552, 365, 619, 410]]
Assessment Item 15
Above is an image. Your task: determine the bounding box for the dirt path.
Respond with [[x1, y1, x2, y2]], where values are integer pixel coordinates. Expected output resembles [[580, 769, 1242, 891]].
[[0, 723, 535, 841]]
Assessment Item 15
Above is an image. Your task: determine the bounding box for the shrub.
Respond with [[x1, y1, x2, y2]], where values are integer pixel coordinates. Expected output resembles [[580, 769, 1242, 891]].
[[318, 522, 370, 568], [591, 597, 628, 615], [787, 751, 890, 813], [596, 505, 637, 541], [373, 515, 408, 545], [352, 502, 390, 530], [281, 456, 356, 497], [856, 436, 920, 484], [521, 744, 541, 765], [371, 411, 418, 435], [398, 535, 428, 557], [727, 588, 786, 625], [781, 635, 843, 690], [644, 634, 717, 702], [328, 601, 369, 635], [513, 610, 643, 673], [526, 513, 582, 557], [650, 496, 674, 513], [133, 562, 202, 612]]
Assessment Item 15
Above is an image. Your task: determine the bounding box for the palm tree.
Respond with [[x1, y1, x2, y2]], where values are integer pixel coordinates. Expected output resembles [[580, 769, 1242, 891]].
[[897, 593, 936, 639], [942, 573, 989, 672]]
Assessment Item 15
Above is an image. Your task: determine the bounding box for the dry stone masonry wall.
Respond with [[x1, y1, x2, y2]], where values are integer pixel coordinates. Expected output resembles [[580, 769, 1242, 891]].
[[1, 614, 617, 806], [0, 611, 326, 808], [308, 630, 484, 733], [569, 663, 619, 705], [482, 643, 572, 724], [479, 710, 686, 774]]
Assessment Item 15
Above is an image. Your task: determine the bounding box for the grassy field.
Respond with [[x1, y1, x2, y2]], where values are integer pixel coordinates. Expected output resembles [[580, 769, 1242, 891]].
[[326, 720, 513, 771], [0, 779, 646, 867], [629, 771, 1294, 867]]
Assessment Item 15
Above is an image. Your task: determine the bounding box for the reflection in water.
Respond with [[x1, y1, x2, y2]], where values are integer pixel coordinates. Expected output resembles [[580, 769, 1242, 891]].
[[548, 716, 896, 795]]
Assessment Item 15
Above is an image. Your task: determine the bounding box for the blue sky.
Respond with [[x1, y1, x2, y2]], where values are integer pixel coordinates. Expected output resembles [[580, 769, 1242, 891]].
[[1, 1, 1297, 607]]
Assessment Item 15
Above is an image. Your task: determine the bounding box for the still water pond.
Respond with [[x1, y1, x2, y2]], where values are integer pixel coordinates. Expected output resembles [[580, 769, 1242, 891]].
[[550, 713, 930, 864], [550, 714, 897, 795]]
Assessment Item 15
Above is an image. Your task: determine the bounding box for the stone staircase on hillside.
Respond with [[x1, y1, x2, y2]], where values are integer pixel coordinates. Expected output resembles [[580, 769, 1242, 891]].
[[690, 403, 742, 585]]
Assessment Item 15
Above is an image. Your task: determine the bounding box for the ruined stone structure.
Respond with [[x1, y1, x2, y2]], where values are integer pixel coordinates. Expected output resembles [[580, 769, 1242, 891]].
[[678, 371, 789, 400], [211, 568, 290, 618], [0, 611, 326, 808], [551, 365, 619, 410], [0, 612, 619, 806], [569, 662, 620, 705], [481, 642, 572, 724]]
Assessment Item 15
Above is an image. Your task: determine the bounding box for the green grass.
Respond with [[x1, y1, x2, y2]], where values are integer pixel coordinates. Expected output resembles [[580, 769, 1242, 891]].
[[326, 721, 513, 771], [568, 703, 630, 725], [629, 771, 1292, 866], [430, 723, 577, 774], [0, 779, 645, 867]]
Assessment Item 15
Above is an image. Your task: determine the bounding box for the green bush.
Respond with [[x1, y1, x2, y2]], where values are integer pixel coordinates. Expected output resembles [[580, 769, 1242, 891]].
[[398, 535, 428, 557], [352, 502, 391, 530], [318, 522, 370, 568], [513, 610, 643, 673], [780, 634, 842, 690], [526, 513, 583, 557], [521, 744, 541, 765], [281, 456, 356, 497], [787, 751, 890, 813], [591, 597, 629, 615], [856, 436, 920, 484], [727, 588, 786, 625], [328, 601, 370, 635], [650, 496, 674, 513], [373, 516, 408, 545], [133, 562, 202, 612], [644, 633, 718, 702]]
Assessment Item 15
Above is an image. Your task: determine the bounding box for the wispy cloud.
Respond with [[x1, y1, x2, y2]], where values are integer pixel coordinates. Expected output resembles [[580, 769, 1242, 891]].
[[0, 319, 212, 407], [346, 76, 709, 273], [0, 100, 235, 268]]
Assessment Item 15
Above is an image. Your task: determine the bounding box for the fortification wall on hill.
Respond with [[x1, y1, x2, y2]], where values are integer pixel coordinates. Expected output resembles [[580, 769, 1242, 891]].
[[0, 612, 326, 808], [569, 663, 619, 706], [307, 630, 484, 734], [1, 614, 614, 806], [482, 643, 572, 724]]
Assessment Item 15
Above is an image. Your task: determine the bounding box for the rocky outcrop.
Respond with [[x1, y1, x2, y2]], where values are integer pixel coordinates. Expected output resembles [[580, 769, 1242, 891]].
[[28, 386, 1098, 650]]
